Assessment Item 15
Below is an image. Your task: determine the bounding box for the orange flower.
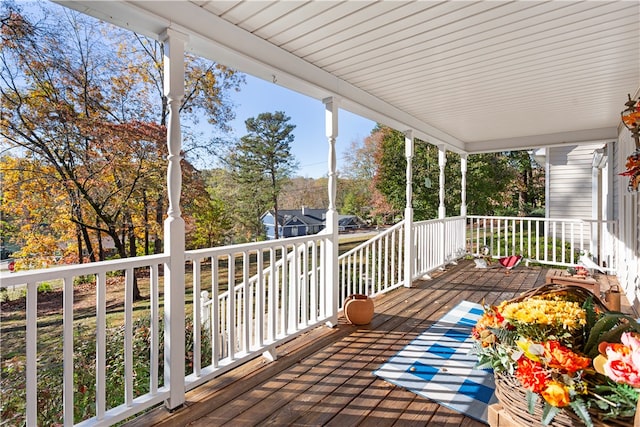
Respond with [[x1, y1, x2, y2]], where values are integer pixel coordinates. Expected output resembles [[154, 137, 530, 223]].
[[541, 380, 571, 407], [515, 357, 548, 393], [544, 341, 591, 373]]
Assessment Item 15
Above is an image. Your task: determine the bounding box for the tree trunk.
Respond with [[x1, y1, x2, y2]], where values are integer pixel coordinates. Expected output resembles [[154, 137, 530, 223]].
[[76, 226, 83, 264], [97, 215, 104, 261], [143, 190, 150, 255], [154, 195, 164, 254]]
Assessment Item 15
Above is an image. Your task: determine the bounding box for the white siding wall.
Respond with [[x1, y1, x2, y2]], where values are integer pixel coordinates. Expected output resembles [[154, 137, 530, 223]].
[[548, 144, 604, 219], [547, 144, 605, 250], [616, 123, 640, 311]]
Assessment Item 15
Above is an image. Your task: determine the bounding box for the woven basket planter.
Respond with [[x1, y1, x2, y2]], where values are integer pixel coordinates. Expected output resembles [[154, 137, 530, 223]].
[[494, 372, 634, 427]]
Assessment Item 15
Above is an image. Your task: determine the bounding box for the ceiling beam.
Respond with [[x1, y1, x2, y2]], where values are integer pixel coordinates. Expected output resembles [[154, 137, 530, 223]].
[[466, 127, 618, 154]]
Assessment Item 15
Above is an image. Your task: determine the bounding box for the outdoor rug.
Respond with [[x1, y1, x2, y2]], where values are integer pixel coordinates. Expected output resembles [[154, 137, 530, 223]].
[[373, 300, 497, 424]]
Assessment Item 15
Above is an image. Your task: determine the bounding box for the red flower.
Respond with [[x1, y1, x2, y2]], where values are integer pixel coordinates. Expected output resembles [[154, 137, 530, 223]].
[[544, 341, 591, 373], [515, 357, 548, 393]]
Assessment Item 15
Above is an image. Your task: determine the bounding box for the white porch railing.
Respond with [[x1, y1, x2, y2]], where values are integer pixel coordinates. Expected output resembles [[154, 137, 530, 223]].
[[413, 216, 467, 278], [337, 222, 406, 306], [0, 254, 171, 427], [468, 216, 618, 272], [184, 234, 330, 391], [0, 215, 619, 426]]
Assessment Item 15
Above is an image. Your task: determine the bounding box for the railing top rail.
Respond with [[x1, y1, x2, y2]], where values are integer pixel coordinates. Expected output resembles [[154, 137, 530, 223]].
[[185, 233, 326, 261], [338, 220, 405, 259], [467, 215, 617, 224], [414, 215, 465, 226], [0, 253, 170, 287]]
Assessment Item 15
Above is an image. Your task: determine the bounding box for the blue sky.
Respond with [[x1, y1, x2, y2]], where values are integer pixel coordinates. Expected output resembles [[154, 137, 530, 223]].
[[225, 74, 376, 178]]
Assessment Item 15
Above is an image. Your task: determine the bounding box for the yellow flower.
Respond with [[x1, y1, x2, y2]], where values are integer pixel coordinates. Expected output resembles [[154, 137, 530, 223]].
[[541, 380, 571, 407], [517, 338, 544, 362], [501, 298, 586, 331]]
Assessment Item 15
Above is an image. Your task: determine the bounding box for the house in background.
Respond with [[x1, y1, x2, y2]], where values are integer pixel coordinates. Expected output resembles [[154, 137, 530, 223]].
[[261, 207, 325, 239], [262, 207, 363, 239]]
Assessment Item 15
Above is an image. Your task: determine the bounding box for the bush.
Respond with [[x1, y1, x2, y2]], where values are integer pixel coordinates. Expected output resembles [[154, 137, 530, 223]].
[[37, 282, 53, 293]]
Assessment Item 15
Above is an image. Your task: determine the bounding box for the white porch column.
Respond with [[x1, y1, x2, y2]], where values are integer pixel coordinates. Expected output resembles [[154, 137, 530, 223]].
[[404, 131, 414, 287], [323, 97, 339, 327], [162, 28, 187, 410], [438, 147, 447, 219], [460, 153, 467, 217]]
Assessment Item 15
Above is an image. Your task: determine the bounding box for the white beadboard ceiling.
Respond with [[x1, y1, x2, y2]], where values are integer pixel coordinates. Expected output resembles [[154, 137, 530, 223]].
[[57, 0, 639, 154]]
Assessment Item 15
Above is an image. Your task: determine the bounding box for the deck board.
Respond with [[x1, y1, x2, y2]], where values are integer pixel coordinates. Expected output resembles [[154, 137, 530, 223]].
[[126, 260, 547, 427]]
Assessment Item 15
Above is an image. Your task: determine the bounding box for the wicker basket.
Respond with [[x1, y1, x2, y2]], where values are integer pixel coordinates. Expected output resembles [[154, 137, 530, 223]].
[[509, 283, 609, 310], [494, 372, 634, 427], [490, 284, 639, 426]]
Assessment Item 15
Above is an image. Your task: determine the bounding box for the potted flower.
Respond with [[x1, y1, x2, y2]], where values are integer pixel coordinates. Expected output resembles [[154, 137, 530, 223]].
[[472, 284, 640, 426]]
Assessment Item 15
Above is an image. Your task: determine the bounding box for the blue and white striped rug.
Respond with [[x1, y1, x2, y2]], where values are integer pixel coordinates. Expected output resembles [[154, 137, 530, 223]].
[[373, 300, 497, 424]]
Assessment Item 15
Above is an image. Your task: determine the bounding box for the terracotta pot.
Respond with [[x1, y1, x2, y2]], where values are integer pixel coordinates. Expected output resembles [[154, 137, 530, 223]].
[[344, 294, 374, 325]]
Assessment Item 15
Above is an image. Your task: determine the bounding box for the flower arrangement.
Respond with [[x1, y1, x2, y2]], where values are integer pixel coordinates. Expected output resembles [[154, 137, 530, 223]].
[[473, 284, 640, 426]]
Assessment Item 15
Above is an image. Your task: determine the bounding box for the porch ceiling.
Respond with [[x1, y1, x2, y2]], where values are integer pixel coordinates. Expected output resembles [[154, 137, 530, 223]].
[[58, 0, 639, 154]]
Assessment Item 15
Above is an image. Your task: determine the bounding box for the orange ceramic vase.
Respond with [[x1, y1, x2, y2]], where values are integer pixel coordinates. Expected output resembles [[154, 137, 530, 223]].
[[344, 294, 374, 325]]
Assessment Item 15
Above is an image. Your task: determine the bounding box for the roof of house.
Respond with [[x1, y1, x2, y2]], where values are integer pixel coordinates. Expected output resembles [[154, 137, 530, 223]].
[[265, 210, 363, 227], [264, 209, 326, 227]]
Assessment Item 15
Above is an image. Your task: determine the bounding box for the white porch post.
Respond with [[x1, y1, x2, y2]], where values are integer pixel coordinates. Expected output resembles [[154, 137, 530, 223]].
[[460, 153, 467, 217], [162, 28, 187, 410], [438, 146, 447, 219], [404, 131, 414, 287], [323, 97, 339, 327]]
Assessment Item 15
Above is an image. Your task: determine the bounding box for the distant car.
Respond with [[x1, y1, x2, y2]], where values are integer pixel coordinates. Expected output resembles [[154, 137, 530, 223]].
[[0, 258, 15, 273]]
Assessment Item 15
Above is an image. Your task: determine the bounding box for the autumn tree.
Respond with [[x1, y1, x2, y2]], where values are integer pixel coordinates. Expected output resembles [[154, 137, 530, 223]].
[[123, 31, 243, 252], [339, 134, 378, 223], [225, 111, 298, 240], [278, 177, 328, 210], [0, 156, 74, 268], [0, 2, 243, 280]]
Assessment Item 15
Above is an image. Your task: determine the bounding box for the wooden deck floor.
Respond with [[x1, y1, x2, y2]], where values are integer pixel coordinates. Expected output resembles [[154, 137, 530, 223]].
[[127, 260, 548, 427]]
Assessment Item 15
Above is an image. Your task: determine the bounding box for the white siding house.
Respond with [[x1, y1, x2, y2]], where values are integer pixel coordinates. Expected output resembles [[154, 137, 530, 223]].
[[547, 143, 606, 219], [535, 143, 614, 267]]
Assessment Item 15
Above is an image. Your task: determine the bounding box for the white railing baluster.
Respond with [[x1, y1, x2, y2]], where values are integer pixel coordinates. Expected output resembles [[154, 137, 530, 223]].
[[520, 219, 533, 259], [302, 243, 309, 326], [257, 248, 265, 347], [227, 255, 235, 359], [243, 252, 250, 352], [211, 257, 220, 367], [391, 230, 396, 289], [310, 242, 317, 323], [512, 219, 516, 254], [63, 275, 74, 426], [150, 264, 159, 392], [281, 245, 289, 335], [96, 272, 106, 420], [26, 281, 37, 427], [192, 261, 201, 376], [289, 245, 298, 330], [125, 268, 134, 406]]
